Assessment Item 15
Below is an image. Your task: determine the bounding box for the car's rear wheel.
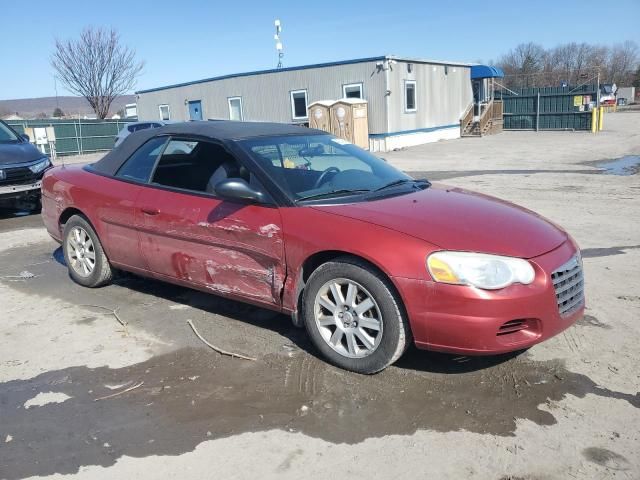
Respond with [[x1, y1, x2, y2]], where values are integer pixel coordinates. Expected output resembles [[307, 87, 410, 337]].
[[62, 215, 113, 287], [302, 257, 410, 374]]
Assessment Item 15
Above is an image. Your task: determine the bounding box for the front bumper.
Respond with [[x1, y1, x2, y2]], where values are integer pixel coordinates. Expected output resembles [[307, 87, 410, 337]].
[[0, 180, 42, 199], [394, 240, 584, 355]]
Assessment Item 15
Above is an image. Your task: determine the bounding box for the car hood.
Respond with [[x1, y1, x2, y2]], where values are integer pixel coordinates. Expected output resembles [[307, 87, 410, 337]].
[[0, 142, 43, 166], [312, 184, 567, 259]]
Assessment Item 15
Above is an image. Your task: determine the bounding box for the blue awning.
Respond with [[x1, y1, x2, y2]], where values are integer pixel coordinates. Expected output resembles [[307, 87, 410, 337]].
[[471, 65, 504, 79]]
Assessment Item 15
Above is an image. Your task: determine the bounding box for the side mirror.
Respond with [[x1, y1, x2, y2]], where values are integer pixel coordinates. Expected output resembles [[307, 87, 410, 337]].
[[214, 178, 266, 204], [20, 134, 30, 142]]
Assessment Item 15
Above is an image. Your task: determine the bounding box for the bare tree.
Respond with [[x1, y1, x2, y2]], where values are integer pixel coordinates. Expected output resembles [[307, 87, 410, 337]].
[[51, 27, 143, 119], [587, 45, 610, 75], [545, 43, 601, 86], [496, 40, 640, 89], [498, 42, 546, 87], [606, 40, 639, 85]]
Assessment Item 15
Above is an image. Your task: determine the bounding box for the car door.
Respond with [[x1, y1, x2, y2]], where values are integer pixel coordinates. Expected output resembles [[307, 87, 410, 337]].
[[136, 138, 285, 307], [99, 135, 168, 269]]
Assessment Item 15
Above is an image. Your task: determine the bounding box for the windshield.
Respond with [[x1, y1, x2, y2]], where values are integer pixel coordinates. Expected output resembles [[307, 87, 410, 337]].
[[0, 122, 20, 144], [239, 134, 421, 203]]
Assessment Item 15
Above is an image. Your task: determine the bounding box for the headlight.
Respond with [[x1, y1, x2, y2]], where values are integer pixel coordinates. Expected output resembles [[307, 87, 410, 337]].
[[28, 157, 50, 174], [427, 251, 535, 290]]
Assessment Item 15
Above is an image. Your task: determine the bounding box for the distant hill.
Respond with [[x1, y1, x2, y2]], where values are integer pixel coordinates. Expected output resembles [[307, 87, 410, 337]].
[[0, 95, 136, 119]]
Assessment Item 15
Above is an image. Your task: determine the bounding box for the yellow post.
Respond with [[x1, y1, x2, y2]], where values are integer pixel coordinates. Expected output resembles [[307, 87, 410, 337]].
[[591, 108, 598, 133], [598, 107, 604, 131]]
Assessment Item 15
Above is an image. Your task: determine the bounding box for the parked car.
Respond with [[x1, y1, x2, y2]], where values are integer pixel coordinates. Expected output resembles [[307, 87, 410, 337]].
[[41, 122, 584, 373], [114, 121, 169, 147], [0, 120, 51, 210]]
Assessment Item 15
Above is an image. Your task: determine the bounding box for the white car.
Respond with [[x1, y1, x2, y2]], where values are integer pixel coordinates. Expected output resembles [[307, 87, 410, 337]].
[[114, 121, 169, 147]]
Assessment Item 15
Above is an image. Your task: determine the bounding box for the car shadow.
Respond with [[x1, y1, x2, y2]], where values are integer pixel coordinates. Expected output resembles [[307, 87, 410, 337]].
[[52, 246, 527, 375], [394, 345, 526, 374], [0, 208, 32, 219], [52, 246, 313, 354]]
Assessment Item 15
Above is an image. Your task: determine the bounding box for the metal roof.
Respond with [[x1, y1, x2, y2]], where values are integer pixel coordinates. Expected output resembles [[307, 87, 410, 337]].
[[136, 55, 473, 94]]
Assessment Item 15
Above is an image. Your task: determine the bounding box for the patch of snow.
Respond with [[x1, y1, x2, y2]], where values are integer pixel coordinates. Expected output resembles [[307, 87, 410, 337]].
[[169, 304, 190, 310], [24, 392, 72, 409], [105, 382, 131, 390]]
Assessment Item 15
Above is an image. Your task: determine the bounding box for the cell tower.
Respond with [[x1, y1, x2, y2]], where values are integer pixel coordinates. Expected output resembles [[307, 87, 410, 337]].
[[274, 19, 283, 68]]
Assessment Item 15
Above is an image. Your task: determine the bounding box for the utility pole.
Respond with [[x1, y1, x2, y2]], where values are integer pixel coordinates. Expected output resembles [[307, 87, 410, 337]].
[[54, 76, 59, 110], [274, 19, 283, 69], [596, 68, 601, 107]]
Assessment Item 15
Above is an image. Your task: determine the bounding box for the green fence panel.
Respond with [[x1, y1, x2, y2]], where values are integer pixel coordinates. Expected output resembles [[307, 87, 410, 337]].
[[496, 84, 597, 131], [6, 119, 134, 156]]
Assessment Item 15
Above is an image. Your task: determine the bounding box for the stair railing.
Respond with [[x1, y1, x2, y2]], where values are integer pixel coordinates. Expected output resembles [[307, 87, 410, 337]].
[[460, 104, 474, 135], [479, 99, 495, 134]]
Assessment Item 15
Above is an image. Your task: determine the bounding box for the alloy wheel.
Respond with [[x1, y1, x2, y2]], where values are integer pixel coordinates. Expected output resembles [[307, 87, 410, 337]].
[[66, 226, 96, 277], [313, 278, 383, 358]]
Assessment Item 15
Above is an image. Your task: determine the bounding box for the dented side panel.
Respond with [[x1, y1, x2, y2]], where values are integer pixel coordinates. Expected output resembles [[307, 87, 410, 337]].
[[136, 187, 285, 306]]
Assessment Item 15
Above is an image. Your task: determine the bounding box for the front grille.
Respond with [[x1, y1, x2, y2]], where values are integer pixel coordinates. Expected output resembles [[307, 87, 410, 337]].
[[551, 255, 584, 316], [0, 166, 39, 186]]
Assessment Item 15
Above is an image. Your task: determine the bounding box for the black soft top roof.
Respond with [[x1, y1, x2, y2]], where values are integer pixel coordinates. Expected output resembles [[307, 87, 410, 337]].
[[90, 121, 326, 176]]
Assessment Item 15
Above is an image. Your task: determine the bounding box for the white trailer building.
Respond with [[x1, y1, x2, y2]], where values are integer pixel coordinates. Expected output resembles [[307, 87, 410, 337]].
[[135, 55, 474, 151]]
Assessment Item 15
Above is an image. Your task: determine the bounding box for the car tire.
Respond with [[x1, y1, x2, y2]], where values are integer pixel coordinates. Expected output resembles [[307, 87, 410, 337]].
[[302, 257, 411, 374], [62, 215, 113, 288]]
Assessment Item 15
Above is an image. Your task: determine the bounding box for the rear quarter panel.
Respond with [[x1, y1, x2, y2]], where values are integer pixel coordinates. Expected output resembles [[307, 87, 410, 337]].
[[41, 166, 134, 260], [41, 166, 84, 241]]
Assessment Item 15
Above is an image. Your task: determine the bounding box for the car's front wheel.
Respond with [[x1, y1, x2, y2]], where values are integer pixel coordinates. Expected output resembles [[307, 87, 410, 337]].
[[302, 257, 411, 374], [62, 215, 113, 288]]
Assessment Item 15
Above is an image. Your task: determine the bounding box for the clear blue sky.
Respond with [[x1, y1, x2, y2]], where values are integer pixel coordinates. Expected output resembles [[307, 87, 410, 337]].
[[1, 0, 638, 100]]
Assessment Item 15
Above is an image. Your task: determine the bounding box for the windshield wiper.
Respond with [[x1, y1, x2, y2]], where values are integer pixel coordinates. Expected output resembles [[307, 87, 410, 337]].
[[296, 189, 371, 202], [374, 178, 430, 192]]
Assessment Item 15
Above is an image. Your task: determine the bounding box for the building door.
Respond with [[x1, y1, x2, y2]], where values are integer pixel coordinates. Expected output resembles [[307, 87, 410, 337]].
[[188, 100, 203, 120]]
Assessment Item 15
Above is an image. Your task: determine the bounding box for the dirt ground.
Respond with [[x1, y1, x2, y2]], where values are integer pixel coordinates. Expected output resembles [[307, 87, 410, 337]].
[[1, 113, 639, 480]]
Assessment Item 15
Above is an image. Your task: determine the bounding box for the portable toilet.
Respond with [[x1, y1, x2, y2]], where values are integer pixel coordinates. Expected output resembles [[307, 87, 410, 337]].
[[308, 100, 333, 133], [329, 98, 369, 150]]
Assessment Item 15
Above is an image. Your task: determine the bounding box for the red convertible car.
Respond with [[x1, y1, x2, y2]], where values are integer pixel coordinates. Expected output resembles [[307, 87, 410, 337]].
[[42, 122, 584, 373]]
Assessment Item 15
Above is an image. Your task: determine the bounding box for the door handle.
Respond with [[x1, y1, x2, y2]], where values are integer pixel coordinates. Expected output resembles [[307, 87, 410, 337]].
[[141, 207, 160, 216]]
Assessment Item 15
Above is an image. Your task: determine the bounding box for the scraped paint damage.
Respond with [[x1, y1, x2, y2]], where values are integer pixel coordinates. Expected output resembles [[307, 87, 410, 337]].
[[204, 259, 277, 303], [197, 218, 250, 235], [258, 224, 281, 238], [171, 253, 197, 282]]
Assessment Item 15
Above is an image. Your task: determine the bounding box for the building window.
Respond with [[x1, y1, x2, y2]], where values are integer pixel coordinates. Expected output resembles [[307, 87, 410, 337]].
[[158, 104, 170, 121], [228, 97, 243, 121], [343, 83, 363, 99], [405, 81, 416, 112], [290, 89, 308, 120]]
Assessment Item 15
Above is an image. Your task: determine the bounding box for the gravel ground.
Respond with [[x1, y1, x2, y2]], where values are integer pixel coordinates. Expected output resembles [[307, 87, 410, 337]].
[[0, 113, 638, 480]]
